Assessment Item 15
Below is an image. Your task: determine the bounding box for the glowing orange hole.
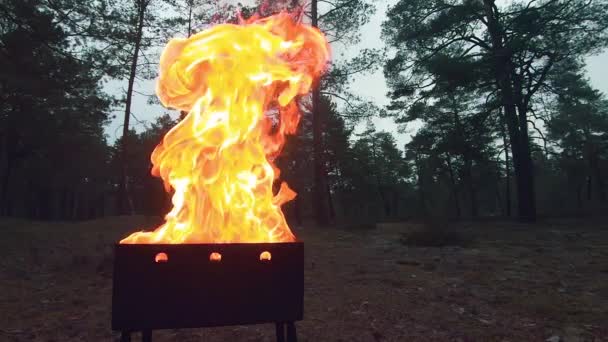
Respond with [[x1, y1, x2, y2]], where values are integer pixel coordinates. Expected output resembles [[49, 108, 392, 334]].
[[209, 252, 222, 262], [260, 251, 272, 261], [155, 252, 168, 263]]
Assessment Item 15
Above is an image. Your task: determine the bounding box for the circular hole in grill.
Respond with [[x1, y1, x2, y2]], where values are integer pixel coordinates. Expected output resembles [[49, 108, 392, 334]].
[[209, 252, 222, 262], [155, 252, 168, 263], [260, 251, 272, 261]]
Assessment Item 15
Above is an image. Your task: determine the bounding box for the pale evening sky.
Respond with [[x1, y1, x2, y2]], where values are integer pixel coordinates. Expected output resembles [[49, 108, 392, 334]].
[[105, 0, 608, 148]]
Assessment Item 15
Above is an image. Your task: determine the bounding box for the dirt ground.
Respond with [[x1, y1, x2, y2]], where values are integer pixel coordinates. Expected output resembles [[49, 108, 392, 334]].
[[1, 216, 607, 341]]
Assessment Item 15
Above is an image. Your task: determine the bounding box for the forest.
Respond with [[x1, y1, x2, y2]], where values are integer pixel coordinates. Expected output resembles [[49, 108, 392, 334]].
[[1, 0, 607, 224], [1, 0, 608, 340]]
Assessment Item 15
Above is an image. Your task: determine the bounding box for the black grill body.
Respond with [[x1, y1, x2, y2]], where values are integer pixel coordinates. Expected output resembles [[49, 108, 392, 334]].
[[112, 242, 304, 335]]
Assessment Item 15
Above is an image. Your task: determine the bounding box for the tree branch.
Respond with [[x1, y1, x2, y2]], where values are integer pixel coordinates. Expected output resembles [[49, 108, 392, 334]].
[[318, 0, 358, 21]]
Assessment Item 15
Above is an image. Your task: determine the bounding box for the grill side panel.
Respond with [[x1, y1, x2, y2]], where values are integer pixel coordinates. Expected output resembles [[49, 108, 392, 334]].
[[112, 242, 304, 331]]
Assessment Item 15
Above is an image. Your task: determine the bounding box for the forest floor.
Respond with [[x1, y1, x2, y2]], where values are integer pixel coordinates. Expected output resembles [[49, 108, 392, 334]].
[[1, 216, 607, 341]]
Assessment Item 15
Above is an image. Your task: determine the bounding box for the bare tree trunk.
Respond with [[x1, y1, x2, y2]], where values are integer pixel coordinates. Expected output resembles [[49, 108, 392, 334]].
[[100, 193, 106, 217], [326, 183, 335, 221], [118, 0, 149, 215], [445, 153, 461, 218], [0, 134, 7, 216], [60, 187, 67, 219], [414, 153, 427, 216], [369, 134, 390, 217], [587, 146, 605, 201], [51, 187, 61, 220], [586, 174, 592, 201], [187, 0, 193, 37], [577, 182, 583, 210], [457, 147, 477, 218], [310, 0, 328, 225], [451, 105, 477, 218], [72, 190, 79, 220], [513, 111, 536, 221], [29, 184, 37, 219], [504, 155, 511, 215], [595, 160, 606, 201], [483, 0, 536, 222], [393, 191, 399, 218], [500, 110, 512, 216], [465, 161, 477, 217], [509, 106, 536, 222], [494, 181, 503, 214], [0, 156, 11, 216], [0, 131, 11, 216]]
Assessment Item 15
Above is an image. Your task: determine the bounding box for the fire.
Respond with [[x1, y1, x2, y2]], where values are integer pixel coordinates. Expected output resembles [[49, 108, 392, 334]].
[[120, 13, 329, 244]]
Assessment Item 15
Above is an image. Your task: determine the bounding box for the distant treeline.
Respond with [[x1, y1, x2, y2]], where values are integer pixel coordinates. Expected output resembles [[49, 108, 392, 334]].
[[1, 0, 607, 223]]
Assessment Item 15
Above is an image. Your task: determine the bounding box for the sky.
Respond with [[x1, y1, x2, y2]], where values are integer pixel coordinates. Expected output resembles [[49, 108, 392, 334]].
[[104, 0, 608, 148]]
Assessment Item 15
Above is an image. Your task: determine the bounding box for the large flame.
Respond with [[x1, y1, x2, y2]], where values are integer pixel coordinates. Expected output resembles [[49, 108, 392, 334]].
[[120, 13, 329, 244]]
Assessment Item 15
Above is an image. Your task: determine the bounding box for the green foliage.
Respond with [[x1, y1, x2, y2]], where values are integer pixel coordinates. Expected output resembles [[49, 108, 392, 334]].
[[545, 59, 608, 205], [3, 0, 606, 225], [383, 0, 608, 221], [339, 126, 413, 220], [112, 114, 177, 215], [0, 0, 112, 219], [548, 60, 608, 155], [159, 0, 239, 39], [274, 97, 415, 224], [403, 89, 503, 218], [0, 0, 411, 223]]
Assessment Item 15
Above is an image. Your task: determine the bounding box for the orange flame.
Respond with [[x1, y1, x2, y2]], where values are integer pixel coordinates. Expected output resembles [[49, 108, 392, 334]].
[[120, 13, 329, 244]]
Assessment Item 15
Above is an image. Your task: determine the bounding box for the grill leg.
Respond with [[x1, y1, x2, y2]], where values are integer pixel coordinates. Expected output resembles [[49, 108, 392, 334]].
[[275, 322, 285, 342], [142, 330, 152, 342], [286, 322, 297, 342], [120, 331, 131, 342]]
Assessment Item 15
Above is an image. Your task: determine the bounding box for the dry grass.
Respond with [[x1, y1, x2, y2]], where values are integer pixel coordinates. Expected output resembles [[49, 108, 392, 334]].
[[1, 217, 607, 341]]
